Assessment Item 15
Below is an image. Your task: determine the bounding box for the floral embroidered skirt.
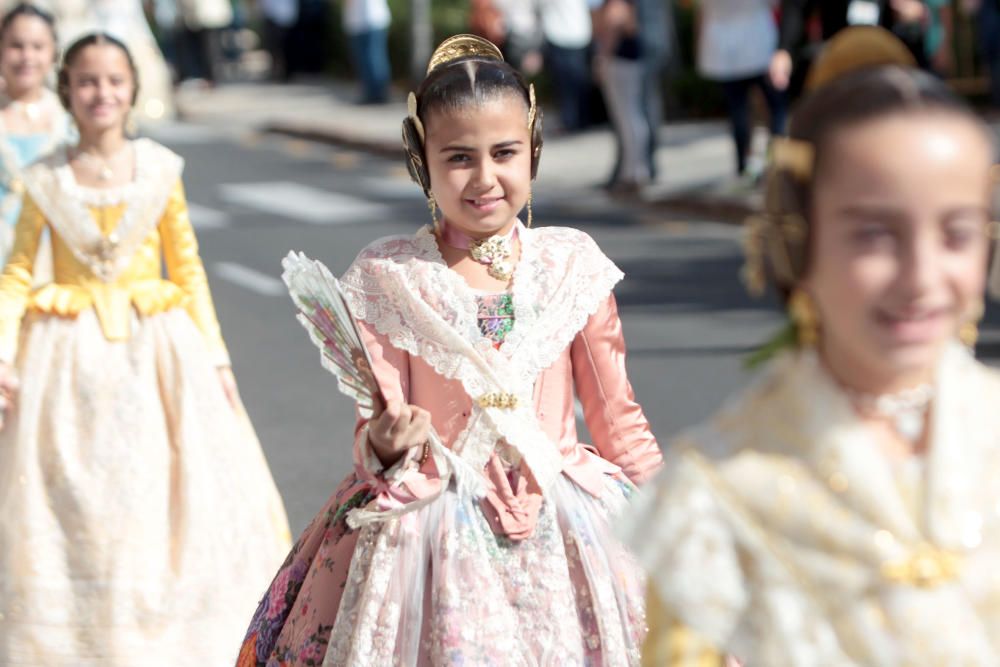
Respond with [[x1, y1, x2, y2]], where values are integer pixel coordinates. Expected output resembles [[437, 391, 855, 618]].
[[239, 470, 647, 666], [0, 308, 291, 666]]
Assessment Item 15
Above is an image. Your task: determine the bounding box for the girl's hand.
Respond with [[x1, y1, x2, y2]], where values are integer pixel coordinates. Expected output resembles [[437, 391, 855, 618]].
[[217, 366, 241, 411], [0, 363, 20, 431], [367, 399, 431, 467]]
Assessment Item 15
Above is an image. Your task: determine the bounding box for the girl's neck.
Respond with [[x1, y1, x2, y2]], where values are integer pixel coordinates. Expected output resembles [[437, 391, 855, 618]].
[[76, 129, 128, 157], [818, 343, 935, 399], [440, 217, 518, 242], [3, 84, 44, 105]]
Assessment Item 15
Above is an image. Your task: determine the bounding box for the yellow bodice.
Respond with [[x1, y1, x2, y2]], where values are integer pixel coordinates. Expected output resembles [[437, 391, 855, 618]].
[[0, 179, 229, 366]]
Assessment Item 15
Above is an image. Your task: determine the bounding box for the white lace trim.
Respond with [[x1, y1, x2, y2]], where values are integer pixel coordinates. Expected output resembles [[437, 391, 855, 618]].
[[340, 223, 623, 495], [23, 138, 183, 283]]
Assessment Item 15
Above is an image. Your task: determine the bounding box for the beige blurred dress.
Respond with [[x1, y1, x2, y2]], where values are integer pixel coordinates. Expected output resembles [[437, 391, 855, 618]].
[[621, 344, 1000, 666], [0, 139, 290, 666]]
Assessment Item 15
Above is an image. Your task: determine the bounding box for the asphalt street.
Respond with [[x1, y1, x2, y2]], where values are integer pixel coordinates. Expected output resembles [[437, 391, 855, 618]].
[[145, 120, 1000, 536]]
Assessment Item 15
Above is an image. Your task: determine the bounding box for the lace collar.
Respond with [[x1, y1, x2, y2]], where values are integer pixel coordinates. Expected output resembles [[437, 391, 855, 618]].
[[23, 138, 184, 282]]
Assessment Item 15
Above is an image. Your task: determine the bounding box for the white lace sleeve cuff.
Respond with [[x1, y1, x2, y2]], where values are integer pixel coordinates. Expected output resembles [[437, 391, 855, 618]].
[[356, 423, 423, 486]]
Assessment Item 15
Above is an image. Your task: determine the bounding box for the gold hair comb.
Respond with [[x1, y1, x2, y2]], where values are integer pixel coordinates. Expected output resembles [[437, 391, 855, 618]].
[[426, 34, 504, 75], [771, 138, 815, 181]]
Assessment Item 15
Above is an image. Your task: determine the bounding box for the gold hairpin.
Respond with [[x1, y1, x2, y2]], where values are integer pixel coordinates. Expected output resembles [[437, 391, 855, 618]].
[[771, 137, 815, 181], [426, 34, 504, 75]]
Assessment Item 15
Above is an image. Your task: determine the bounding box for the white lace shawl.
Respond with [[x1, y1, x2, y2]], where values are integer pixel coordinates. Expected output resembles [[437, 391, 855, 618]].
[[619, 345, 1000, 666], [340, 222, 623, 497], [22, 138, 183, 282]]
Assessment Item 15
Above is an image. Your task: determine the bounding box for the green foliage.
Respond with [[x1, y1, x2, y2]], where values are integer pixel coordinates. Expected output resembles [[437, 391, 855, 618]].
[[743, 320, 798, 370]]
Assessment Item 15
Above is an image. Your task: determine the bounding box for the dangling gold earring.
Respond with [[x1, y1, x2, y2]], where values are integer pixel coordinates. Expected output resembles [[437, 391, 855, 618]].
[[788, 288, 819, 347], [526, 191, 533, 228], [959, 299, 984, 348], [427, 194, 440, 234]]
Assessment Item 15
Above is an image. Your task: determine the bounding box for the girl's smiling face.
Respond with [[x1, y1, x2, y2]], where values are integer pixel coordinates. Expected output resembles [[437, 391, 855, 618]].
[[64, 43, 135, 135], [422, 93, 532, 238], [803, 111, 993, 392], [0, 15, 56, 96]]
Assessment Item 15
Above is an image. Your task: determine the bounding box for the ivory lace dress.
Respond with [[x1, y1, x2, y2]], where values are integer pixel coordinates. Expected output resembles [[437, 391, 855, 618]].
[[622, 345, 1000, 666], [238, 223, 664, 666], [0, 138, 290, 666]]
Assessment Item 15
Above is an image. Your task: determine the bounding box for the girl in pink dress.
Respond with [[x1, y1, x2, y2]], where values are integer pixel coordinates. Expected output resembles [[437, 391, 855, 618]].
[[238, 34, 663, 667]]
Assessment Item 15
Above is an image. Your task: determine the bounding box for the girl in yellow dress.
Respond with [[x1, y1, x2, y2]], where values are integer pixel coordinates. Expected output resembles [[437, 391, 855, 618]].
[[0, 33, 289, 666], [622, 28, 1000, 666]]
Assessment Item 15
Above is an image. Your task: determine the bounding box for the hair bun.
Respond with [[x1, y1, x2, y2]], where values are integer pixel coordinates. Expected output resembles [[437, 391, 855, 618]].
[[426, 34, 504, 75], [805, 26, 917, 92]]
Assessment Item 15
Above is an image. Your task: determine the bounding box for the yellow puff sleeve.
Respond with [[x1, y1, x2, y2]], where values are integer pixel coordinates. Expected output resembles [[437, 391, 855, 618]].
[[0, 195, 45, 363], [159, 179, 231, 367], [643, 583, 726, 667]]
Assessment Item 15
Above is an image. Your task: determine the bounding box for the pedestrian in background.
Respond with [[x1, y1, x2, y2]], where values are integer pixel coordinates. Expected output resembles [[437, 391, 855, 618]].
[[969, 0, 1000, 107], [769, 0, 933, 94], [176, 0, 234, 85], [493, 0, 545, 75], [260, 0, 298, 81], [695, 0, 786, 181], [594, 0, 649, 192], [539, 0, 593, 132], [0, 32, 290, 664], [343, 0, 392, 104], [634, 0, 675, 182]]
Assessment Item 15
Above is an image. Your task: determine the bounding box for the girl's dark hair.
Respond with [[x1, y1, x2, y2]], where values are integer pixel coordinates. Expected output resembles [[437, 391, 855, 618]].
[[0, 3, 56, 44], [415, 56, 531, 122], [57, 32, 141, 110], [763, 65, 994, 290]]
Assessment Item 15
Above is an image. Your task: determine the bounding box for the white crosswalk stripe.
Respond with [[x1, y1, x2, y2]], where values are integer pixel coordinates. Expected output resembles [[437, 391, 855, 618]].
[[218, 181, 390, 224], [187, 203, 230, 230], [213, 262, 285, 296]]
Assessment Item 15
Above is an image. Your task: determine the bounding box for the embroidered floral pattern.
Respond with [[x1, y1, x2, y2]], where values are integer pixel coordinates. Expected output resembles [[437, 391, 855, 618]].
[[476, 292, 514, 347]]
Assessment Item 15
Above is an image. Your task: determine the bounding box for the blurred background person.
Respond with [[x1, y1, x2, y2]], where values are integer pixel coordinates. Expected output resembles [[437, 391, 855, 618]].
[[540, 0, 593, 133], [260, 0, 298, 81], [343, 0, 392, 104], [922, 0, 953, 75], [695, 0, 785, 183], [634, 0, 675, 182], [491, 0, 544, 75], [969, 0, 1000, 107], [769, 0, 933, 94], [594, 0, 647, 192], [174, 0, 234, 85]]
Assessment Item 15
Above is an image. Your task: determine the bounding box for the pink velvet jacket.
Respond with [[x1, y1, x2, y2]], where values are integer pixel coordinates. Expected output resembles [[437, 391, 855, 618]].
[[344, 224, 662, 538]]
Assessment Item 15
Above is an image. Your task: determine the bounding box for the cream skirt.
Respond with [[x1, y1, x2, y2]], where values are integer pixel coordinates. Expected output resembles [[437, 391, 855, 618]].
[[0, 308, 290, 666]]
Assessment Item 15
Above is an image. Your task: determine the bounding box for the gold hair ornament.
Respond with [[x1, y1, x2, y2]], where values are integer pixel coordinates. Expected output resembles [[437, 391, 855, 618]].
[[407, 92, 425, 143], [741, 212, 807, 297], [788, 288, 820, 347], [426, 34, 504, 74], [770, 137, 815, 182]]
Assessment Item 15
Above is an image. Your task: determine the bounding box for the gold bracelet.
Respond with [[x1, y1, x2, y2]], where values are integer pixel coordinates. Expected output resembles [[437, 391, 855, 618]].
[[418, 441, 430, 466]]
